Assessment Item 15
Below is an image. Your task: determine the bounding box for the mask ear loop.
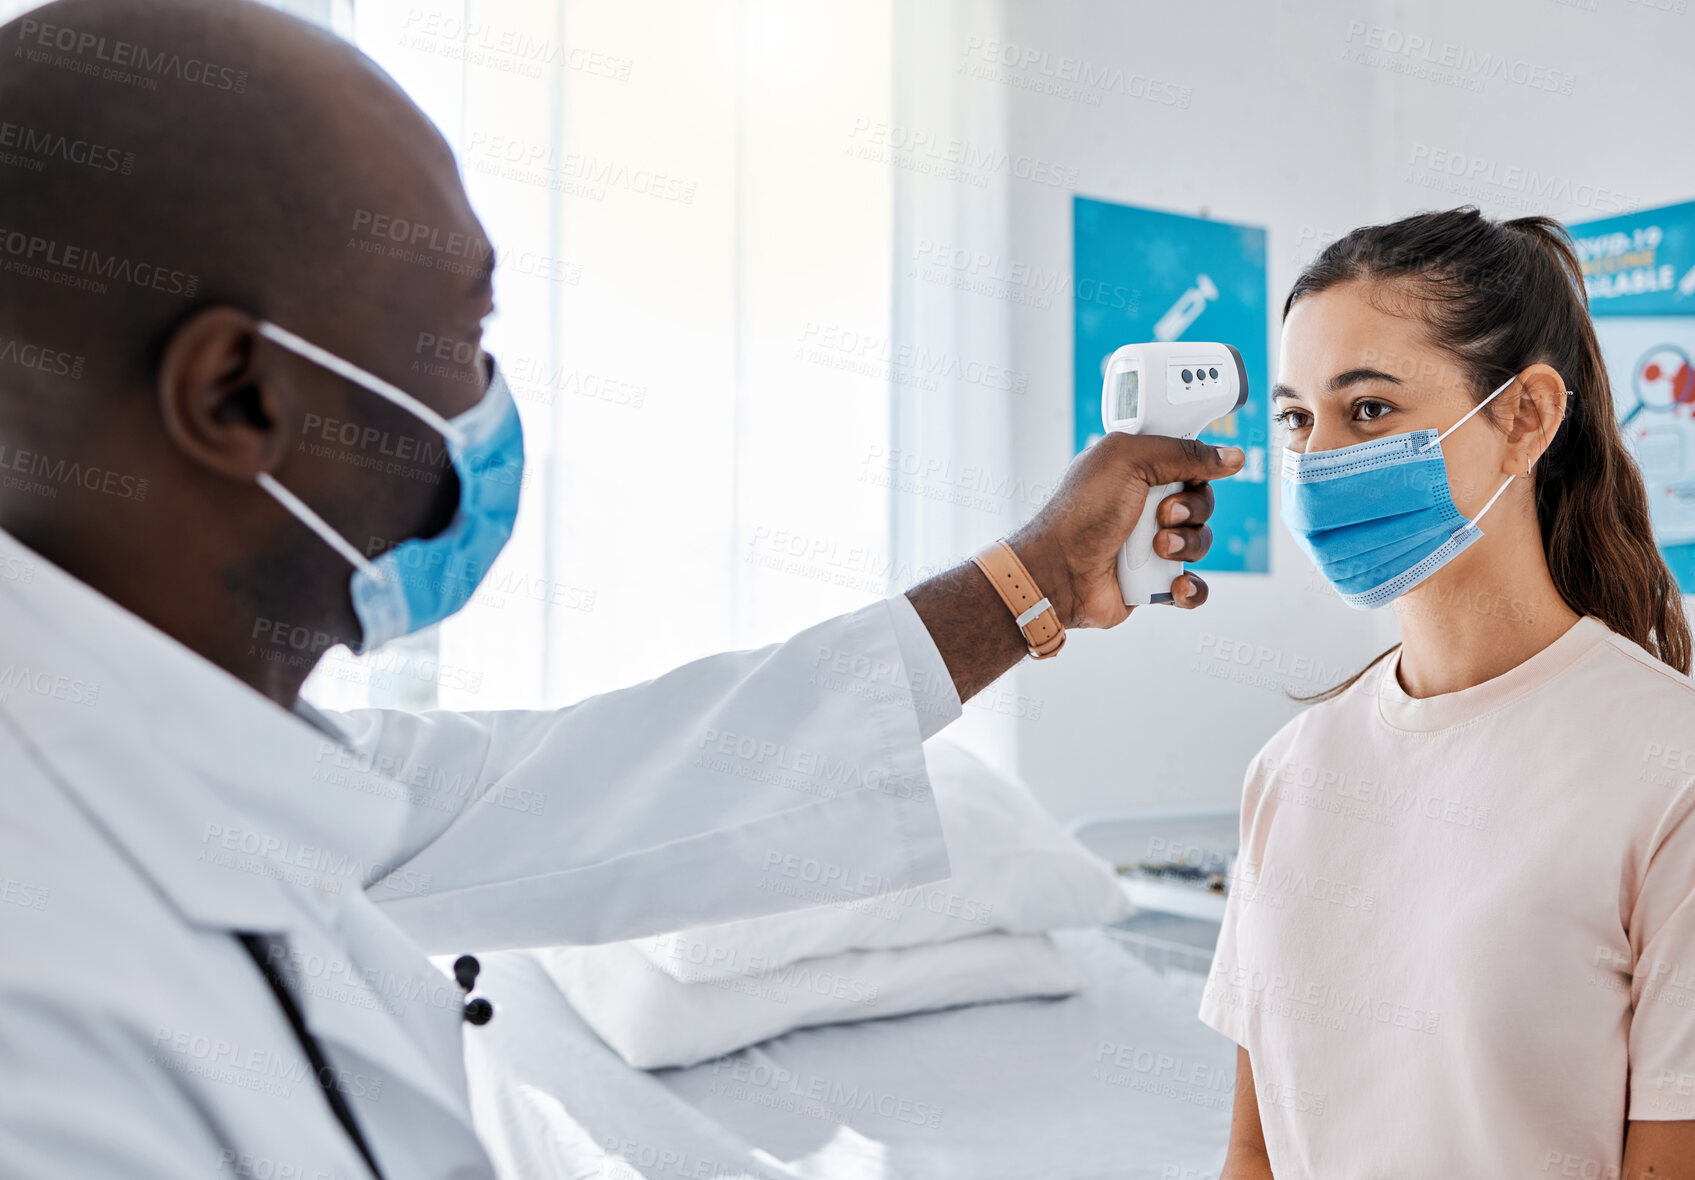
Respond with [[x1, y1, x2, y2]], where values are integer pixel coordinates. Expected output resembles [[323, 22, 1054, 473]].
[[1466, 384, 1576, 527], [1418, 373, 1519, 533], [256, 472, 385, 581], [257, 320, 467, 449], [252, 319, 473, 588], [1417, 374, 1518, 454], [1463, 473, 1517, 530]]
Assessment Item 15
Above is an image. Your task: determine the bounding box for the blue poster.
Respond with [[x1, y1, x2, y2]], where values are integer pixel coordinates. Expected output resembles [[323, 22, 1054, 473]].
[[1570, 200, 1695, 591], [1571, 199, 1695, 316], [1073, 197, 1269, 573]]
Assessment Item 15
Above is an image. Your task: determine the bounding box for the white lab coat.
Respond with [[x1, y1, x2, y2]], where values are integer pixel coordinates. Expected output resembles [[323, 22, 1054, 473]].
[[0, 528, 957, 1179]]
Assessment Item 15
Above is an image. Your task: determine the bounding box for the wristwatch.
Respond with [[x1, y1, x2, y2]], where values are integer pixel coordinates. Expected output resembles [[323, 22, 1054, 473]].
[[971, 539, 1066, 660]]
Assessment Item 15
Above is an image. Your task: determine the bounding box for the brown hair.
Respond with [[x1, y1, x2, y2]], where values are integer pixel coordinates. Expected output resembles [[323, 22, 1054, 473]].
[[1287, 207, 1691, 700]]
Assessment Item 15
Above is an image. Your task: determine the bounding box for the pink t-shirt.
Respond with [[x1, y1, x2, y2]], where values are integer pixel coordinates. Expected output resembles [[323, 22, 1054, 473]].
[[1199, 617, 1695, 1176]]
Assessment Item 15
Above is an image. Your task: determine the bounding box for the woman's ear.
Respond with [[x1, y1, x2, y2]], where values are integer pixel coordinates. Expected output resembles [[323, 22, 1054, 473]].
[[156, 306, 297, 481], [1504, 363, 1569, 475]]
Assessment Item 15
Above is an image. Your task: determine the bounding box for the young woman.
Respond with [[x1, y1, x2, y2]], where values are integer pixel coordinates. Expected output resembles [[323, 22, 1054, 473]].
[[1200, 208, 1695, 1177]]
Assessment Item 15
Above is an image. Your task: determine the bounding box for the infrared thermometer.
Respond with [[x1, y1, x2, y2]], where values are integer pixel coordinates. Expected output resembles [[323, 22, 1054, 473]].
[[1100, 342, 1248, 606]]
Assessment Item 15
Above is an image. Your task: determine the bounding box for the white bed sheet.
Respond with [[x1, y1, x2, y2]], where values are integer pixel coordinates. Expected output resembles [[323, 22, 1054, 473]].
[[464, 929, 1235, 1180]]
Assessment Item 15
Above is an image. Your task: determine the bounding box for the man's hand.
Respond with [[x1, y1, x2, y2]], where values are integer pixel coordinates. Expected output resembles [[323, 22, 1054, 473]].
[[1009, 432, 1245, 629], [906, 433, 1244, 702]]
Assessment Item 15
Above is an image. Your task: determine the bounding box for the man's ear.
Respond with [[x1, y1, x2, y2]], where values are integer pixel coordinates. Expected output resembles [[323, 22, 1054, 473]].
[[156, 306, 298, 480], [1505, 362, 1568, 475]]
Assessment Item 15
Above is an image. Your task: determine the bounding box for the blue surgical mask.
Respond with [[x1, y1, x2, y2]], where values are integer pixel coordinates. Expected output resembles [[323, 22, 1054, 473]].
[[1281, 375, 1518, 609], [253, 321, 525, 653]]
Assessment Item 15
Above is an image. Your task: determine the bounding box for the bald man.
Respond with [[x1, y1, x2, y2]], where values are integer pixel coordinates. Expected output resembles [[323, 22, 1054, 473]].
[[0, 1, 1242, 1176]]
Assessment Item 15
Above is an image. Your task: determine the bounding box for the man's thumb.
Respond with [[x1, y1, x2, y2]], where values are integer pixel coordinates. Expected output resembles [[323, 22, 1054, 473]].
[[1121, 433, 1246, 485]]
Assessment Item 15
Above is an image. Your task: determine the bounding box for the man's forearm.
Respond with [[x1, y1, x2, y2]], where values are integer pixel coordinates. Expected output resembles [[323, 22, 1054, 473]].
[[905, 532, 1073, 703], [904, 560, 1031, 705]]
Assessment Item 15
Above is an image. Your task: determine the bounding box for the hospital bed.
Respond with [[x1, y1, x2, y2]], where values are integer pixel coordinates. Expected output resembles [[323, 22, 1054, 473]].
[[460, 798, 1241, 1180]]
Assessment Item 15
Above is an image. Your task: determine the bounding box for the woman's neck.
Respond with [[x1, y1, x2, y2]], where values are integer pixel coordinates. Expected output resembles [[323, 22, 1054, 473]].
[[1392, 538, 1582, 700]]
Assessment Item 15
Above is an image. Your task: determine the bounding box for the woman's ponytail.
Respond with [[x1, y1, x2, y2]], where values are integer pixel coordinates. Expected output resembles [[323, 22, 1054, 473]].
[[1509, 218, 1692, 673]]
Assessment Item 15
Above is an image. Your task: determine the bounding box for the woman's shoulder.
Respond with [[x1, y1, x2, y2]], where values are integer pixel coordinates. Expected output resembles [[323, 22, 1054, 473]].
[[1579, 617, 1695, 724], [1571, 621, 1695, 827]]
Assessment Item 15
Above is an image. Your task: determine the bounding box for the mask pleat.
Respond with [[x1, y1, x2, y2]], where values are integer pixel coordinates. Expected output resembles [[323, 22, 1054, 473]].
[[1279, 426, 1482, 608]]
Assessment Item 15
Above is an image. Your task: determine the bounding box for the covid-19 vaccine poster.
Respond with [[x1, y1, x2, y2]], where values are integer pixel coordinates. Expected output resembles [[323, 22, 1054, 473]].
[[1570, 199, 1695, 591], [1073, 196, 1270, 574]]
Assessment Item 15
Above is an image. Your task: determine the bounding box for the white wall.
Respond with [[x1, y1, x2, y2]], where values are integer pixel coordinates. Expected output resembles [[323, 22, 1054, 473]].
[[988, 0, 1695, 820]]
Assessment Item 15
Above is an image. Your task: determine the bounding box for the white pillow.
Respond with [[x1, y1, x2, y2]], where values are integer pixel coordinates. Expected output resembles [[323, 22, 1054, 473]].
[[538, 931, 1086, 1070], [637, 738, 1129, 984]]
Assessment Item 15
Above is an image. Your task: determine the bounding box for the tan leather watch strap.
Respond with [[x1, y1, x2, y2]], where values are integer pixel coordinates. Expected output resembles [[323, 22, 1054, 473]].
[[971, 539, 1066, 660]]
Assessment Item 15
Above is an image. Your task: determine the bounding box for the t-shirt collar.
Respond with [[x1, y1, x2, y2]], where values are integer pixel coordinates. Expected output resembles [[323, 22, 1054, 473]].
[[1375, 616, 1610, 733]]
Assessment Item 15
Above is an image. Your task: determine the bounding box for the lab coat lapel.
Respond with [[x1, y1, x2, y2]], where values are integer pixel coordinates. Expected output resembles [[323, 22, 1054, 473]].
[[0, 530, 482, 1147], [0, 527, 416, 931], [4, 674, 487, 1158]]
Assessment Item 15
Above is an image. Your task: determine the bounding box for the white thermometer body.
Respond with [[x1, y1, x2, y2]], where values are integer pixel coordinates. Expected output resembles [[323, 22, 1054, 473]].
[[1100, 342, 1248, 606]]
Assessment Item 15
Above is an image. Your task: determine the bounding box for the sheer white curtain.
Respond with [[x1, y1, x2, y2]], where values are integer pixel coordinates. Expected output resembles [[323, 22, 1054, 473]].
[[298, 0, 904, 714], [0, 0, 1023, 724], [886, 1, 1024, 766]]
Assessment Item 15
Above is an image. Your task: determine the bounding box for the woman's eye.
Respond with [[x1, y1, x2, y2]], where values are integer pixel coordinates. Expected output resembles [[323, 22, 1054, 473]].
[[1272, 409, 1311, 430], [1354, 400, 1392, 422]]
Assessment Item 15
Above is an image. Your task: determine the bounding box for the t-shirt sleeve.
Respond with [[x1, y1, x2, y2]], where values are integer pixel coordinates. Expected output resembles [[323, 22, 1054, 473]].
[[1198, 747, 1271, 1047], [1628, 779, 1695, 1121]]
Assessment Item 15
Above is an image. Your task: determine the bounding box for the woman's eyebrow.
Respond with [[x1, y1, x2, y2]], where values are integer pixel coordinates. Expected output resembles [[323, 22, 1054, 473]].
[[1274, 367, 1406, 401], [1330, 367, 1403, 390]]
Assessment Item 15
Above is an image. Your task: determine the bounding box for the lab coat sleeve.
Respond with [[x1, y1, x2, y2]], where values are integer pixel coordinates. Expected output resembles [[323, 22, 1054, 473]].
[[332, 596, 960, 954]]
